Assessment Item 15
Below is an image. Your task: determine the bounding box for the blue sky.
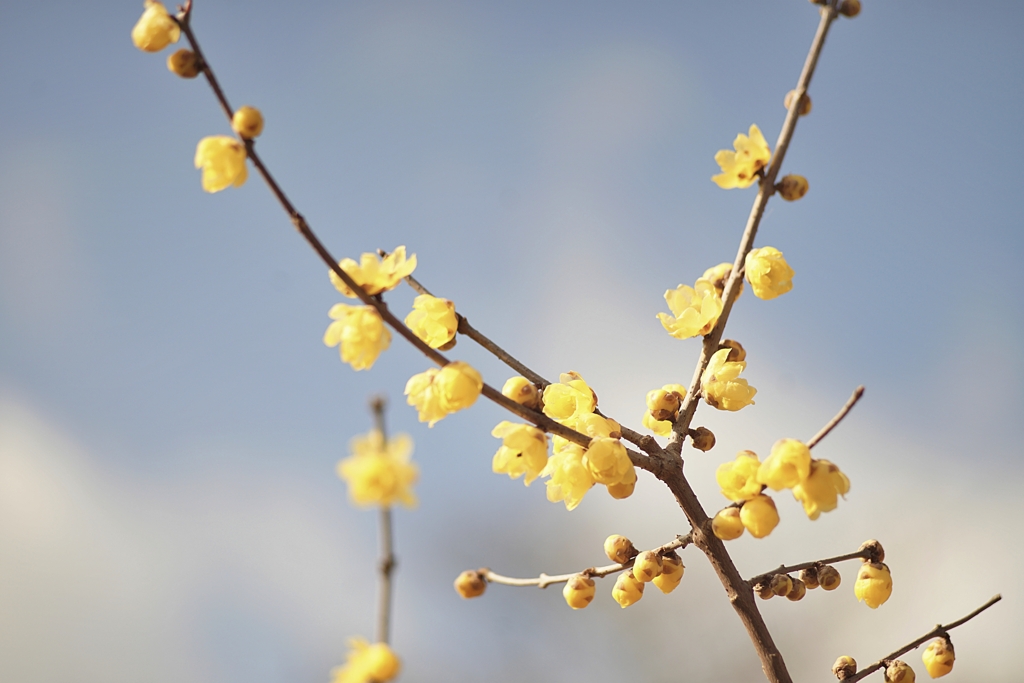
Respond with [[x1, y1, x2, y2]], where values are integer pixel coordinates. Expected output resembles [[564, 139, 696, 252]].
[[2, 2, 1022, 682]]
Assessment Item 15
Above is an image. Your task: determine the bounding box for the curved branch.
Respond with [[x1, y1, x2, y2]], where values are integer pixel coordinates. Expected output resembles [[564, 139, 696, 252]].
[[807, 386, 864, 449], [747, 547, 870, 587]]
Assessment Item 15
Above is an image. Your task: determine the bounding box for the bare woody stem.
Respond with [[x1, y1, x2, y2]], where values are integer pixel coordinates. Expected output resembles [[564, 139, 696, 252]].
[[807, 386, 864, 448], [370, 397, 395, 645], [747, 547, 871, 587], [484, 533, 692, 589], [843, 595, 1002, 682]]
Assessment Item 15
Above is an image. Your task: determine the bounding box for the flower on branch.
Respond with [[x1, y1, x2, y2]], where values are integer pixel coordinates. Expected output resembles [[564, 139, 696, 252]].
[[757, 438, 812, 491], [542, 372, 597, 428], [131, 1, 180, 52], [792, 459, 850, 519], [541, 444, 595, 511], [337, 429, 417, 508], [563, 574, 596, 610], [323, 304, 391, 370], [231, 106, 265, 139], [740, 494, 779, 539], [491, 421, 549, 486], [405, 294, 458, 349], [702, 262, 743, 299], [744, 246, 794, 300], [712, 124, 771, 189], [582, 437, 636, 490], [653, 552, 685, 594], [330, 638, 401, 683], [855, 561, 893, 609], [194, 136, 248, 193], [701, 348, 757, 411], [642, 383, 686, 436], [404, 361, 483, 427], [922, 638, 955, 678], [712, 507, 745, 540], [612, 569, 645, 608], [330, 246, 417, 298], [717, 450, 763, 501], [657, 278, 723, 340], [501, 376, 540, 410]]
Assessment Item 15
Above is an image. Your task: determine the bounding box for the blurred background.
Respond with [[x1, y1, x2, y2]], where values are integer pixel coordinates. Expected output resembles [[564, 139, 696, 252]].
[[2, 1, 1022, 681]]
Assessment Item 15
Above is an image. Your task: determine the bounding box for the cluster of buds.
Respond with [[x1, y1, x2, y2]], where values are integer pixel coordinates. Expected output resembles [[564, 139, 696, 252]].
[[604, 535, 685, 609], [754, 563, 841, 602], [832, 637, 954, 683]]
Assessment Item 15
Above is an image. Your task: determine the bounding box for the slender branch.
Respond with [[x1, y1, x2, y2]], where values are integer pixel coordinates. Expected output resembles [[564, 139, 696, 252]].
[[371, 397, 396, 645], [484, 533, 692, 589], [807, 386, 864, 448], [843, 595, 1002, 682], [747, 547, 870, 587]]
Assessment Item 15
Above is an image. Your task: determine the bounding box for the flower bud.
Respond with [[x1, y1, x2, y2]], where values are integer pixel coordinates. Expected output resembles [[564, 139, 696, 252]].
[[755, 582, 775, 600], [712, 507, 745, 540], [719, 338, 746, 362], [563, 574, 596, 609], [166, 49, 200, 78], [612, 570, 644, 608], [454, 570, 486, 599], [688, 426, 716, 452], [832, 656, 857, 680], [740, 494, 780, 539], [632, 550, 663, 583], [776, 174, 809, 201], [770, 573, 793, 597], [855, 561, 893, 609], [786, 578, 807, 601], [799, 566, 820, 589], [501, 376, 541, 410], [885, 660, 916, 683], [859, 539, 885, 563], [232, 105, 265, 139], [652, 552, 684, 594], [817, 564, 841, 591], [604, 535, 637, 564], [839, 0, 862, 18], [784, 89, 813, 116], [646, 387, 682, 422], [922, 638, 954, 678]]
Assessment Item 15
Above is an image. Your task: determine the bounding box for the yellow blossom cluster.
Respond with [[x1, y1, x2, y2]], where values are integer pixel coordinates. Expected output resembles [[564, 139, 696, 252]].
[[331, 246, 417, 298], [337, 429, 418, 508], [330, 638, 401, 683], [323, 304, 391, 371], [558, 535, 684, 610], [701, 348, 757, 411], [657, 278, 723, 340], [405, 361, 483, 427], [712, 124, 771, 189], [491, 421, 549, 485], [405, 294, 458, 349], [641, 383, 686, 437]]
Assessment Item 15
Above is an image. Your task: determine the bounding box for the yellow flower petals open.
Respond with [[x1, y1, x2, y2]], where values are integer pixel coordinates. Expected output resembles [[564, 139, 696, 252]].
[[330, 246, 417, 298], [337, 430, 417, 509], [712, 124, 771, 189], [131, 0, 180, 52], [194, 135, 248, 193]]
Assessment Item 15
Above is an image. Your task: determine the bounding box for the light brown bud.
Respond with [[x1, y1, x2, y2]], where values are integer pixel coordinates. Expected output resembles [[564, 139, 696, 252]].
[[776, 174, 809, 201], [231, 105, 265, 139], [799, 566, 820, 589], [818, 565, 841, 591], [755, 582, 775, 600], [166, 49, 200, 79], [786, 578, 807, 601], [784, 89, 813, 116], [632, 550, 664, 582], [885, 660, 916, 683], [832, 656, 857, 680], [501, 376, 541, 410], [604, 534, 637, 564], [770, 573, 793, 597], [454, 570, 487, 599], [839, 0, 862, 18], [720, 339, 746, 363], [688, 426, 716, 452], [859, 539, 885, 563]]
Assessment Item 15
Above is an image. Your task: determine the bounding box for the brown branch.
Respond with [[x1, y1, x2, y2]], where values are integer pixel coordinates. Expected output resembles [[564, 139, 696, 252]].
[[483, 533, 692, 589], [747, 547, 870, 587], [807, 386, 864, 448], [843, 595, 1002, 682], [371, 397, 395, 645]]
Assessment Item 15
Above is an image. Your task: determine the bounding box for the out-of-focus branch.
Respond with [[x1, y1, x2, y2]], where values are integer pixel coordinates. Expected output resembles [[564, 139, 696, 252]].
[[747, 546, 871, 587], [371, 397, 395, 645], [807, 386, 864, 448]]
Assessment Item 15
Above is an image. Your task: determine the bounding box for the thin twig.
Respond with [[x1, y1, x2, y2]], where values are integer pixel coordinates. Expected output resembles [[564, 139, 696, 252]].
[[807, 386, 864, 448], [371, 397, 395, 645], [484, 533, 692, 589], [747, 547, 870, 587], [843, 595, 1002, 682]]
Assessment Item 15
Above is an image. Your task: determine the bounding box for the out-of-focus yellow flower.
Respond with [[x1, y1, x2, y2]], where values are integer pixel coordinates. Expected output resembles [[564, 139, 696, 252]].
[[740, 494, 779, 539], [744, 246, 794, 300], [542, 444, 595, 511], [922, 639, 955, 678], [612, 569, 645, 608], [405, 294, 458, 349], [757, 438, 811, 491], [658, 279, 723, 340], [501, 376, 541, 410], [652, 553, 684, 594], [323, 304, 391, 370], [701, 348, 756, 411], [166, 49, 199, 78], [404, 361, 483, 427], [712, 507, 745, 540], [542, 372, 597, 427], [583, 437, 635, 489], [131, 1, 180, 52], [716, 450, 763, 501], [491, 421, 549, 486], [330, 246, 417, 298], [231, 106, 264, 139], [330, 638, 401, 683], [563, 574, 596, 609], [194, 135, 247, 193], [855, 561, 893, 609], [712, 124, 771, 189], [454, 570, 486, 599], [792, 459, 850, 519], [702, 262, 743, 299], [337, 430, 417, 508]]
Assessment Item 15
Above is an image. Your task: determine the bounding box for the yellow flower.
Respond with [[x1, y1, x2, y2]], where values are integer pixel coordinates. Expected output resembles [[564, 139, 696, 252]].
[[330, 246, 417, 298], [330, 638, 401, 683], [131, 1, 180, 52], [712, 124, 771, 189], [855, 561, 893, 609], [612, 569, 645, 607], [337, 430, 417, 508], [323, 304, 391, 371], [404, 361, 483, 426], [740, 494, 779, 539], [166, 49, 199, 78], [922, 639, 955, 678], [716, 450, 763, 501], [712, 507, 745, 540], [792, 459, 850, 519], [744, 246, 794, 300], [657, 279, 723, 339], [542, 444, 595, 511], [231, 106, 264, 139], [563, 574, 596, 610], [501, 376, 540, 410], [632, 550, 663, 583], [652, 553, 684, 594], [405, 294, 458, 349], [757, 438, 811, 491], [194, 136, 248, 193], [701, 348, 756, 411], [491, 421, 549, 486], [582, 437, 636, 489], [542, 372, 597, 426], [702, 262, 744, 299]]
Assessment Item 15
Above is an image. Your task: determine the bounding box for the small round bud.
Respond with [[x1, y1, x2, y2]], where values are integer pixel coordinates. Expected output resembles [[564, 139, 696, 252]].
[[786, 578, 807, 602], [855, 561, 893, 609], [859, 539, 885, 563], [563, 574, 596, 610], [606, 480, 636, 500], [231, 105, 264, 139], [770, 573, 793, 597], [832, 656, 857, 680], [501, 376, 541, 410], [454, 570, 486, 599], [755, 582, 775, 600], [776, 174, 809, 201], [885, 660, 916, 683], [646, 388, 682, 422], [166, 49, 200, 78], [604, 534, 637, 564], [839, 0, 862, 18], [612, 570, 645, 608], [817, 565, 841, 591], [719, 339, 746, 363], [652, 552, 684, 594], [632, 550, 663, 583], [784, 89, 813, 116], [712, 507, 745, 540], [799, 566, 820, 589], [688, 426, 716, 452], [922, 638, 954, 678]]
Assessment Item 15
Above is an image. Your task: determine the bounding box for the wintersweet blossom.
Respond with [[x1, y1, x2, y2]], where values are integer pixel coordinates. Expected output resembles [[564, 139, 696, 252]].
[[702, 262, 743, 299], [131, 1, 180, 52], [657, 279, 723, 339], [194, 136, 247, 193], [404, 361, 483, 426], [330, 246, 417, 298], [757, 438, 812, 491], [642, 383, 686, 436], [855, 561, 893, 609], [583, 437, 636, 488], [542, 444, 595, 511], [542, 372, 597, 427], [405, 294, 458, 349], [744, 246, 794, 300], [740, 494, 779, 538], [501, 376, 540, 409], [612, 570, 645, 608], [712, 507, 745, 540], [716, 450, 763, 501], [330, 638, 401, 683], [337, 430, 417, 508], [701, 348, 756, 411], [922, 639, 955, 678], [652, 553, 684, 594], [323, 304, 391, 370], [712, 124, 771, 189], [563, 574, 596, 609], [231, 106, 264, 139], [792, 459, 850, 519], [491, 421, 549, 485]]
